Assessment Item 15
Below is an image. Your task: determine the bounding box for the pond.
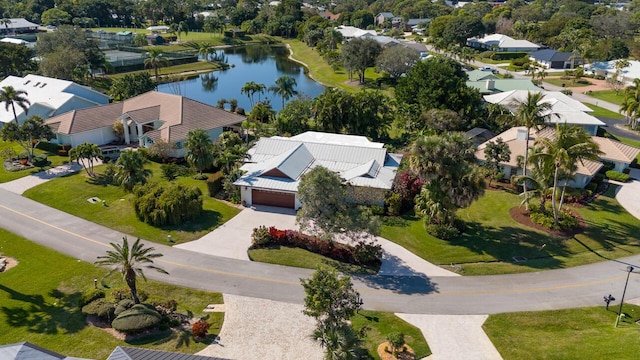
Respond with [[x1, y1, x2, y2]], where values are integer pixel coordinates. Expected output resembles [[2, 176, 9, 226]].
[[157, 45, 326, 112]]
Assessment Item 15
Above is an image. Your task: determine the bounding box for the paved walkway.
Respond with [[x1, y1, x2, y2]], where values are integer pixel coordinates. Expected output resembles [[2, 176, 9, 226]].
[[0, 162, 84, 194], [176, 206, 459, 277], [397, 314, 503, 360], [615, 177, 640, 220]]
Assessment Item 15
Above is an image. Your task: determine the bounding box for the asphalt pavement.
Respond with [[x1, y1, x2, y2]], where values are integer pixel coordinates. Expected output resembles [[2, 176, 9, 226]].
[[2, 187, 640, 315]]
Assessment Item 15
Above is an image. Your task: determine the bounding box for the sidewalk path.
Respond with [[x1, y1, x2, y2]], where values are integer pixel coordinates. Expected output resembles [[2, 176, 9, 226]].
[[0, 162, 84, 194], [397, 314, 503, 360], [615, 178, 640, 221]]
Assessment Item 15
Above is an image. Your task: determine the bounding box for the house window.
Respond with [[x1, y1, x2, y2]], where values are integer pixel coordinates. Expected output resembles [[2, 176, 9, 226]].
[[175, 142, 182, 149], [509, 167, 517, 178]]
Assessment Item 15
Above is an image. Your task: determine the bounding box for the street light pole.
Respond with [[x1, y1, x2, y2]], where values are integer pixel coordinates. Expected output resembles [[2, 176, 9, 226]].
[[615, 265, 634, 328]]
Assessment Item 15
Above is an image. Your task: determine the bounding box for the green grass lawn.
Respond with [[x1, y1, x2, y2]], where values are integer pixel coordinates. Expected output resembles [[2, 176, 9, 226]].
[[544, 77, 592, 88], [588, 89, 625, 105], [484, 304, 640, 360], [381, 186, 640, 275], [23, 162, 240, 244], [248, 246, 379, 274], [585, 103, 624, 119], [0, 228, 223, 359], [107, 61, 222, 80], [351, 311, 431, 359], [0, 141, 70, 183]]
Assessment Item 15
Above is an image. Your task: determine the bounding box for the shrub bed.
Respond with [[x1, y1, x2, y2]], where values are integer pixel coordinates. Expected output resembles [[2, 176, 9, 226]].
[[250, 226, 381, 267], [606, 170, 631, 182]]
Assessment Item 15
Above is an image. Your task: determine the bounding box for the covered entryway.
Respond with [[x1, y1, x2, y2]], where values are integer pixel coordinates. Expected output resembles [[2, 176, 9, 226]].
[[251, 189, 295, 208]]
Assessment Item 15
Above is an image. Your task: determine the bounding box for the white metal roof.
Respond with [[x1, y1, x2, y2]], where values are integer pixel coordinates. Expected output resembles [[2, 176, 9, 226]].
[[2, 18, 39, 29], [0, 37, 28, 44], [0, 74, 109, 123], [235, 132, 402, 191], [469, 33, 540, 50]]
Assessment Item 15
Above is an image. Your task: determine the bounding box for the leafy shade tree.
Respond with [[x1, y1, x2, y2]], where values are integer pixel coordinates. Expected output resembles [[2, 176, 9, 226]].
[[483, 137, 511, 187], [532, 124, 601, 225], [268, 75, 298, 108], [296, 166, 379, 240], [620, 78, 640, 130], [69, 142, 102, 178], [0, 43, 37, 78], [275, 95, 313, 136], [41, 8, 72, 25], [301, 268, 363, 359], [133, 182, 203, 226], [410, 133, 485, 230], [341, 37, 382, 84], [376, 46, 419, 80], [0, 85, 30, 125], [0, 115, 54, 162], [148, 139, 177, 163], [395, 56, 484, 120], [36, 26, 105, 80], [184, 129, 215, 174], [144, 47, 169, 82], [410, 109, 465, 134], [95, 237, 168, 304], [312, 88, 351, 134], [114, 150, 152, 192], [511, 92, 555, 209], [109, 73, 156, 101]]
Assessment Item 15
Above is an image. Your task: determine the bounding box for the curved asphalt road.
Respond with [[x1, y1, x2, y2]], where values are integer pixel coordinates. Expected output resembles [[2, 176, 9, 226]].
[[2, 188, 640, 315]]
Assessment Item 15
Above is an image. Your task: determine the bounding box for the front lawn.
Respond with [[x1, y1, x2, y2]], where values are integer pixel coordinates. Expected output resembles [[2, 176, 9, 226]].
[[544, 77, 592, 88], [0, 228, 223, 359], [23, 162, 241, 244], [0, 140, 70, 183], [351, 311, 431, 359], [107, 61, 222, 80], [484, 305, 640, 360], [588, 89, 625, 105], [381, 186, 640, 275]]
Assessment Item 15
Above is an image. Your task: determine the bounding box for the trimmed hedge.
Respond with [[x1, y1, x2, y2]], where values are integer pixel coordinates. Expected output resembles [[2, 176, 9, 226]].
[[78, 289, 105, 307], [82, 298, 115, 321], [606, 170, 631, 182], [250, 226, 381, 267], [490, 52, 528, 60], [206, 171, 224, 197], [111, 304, 162, 333]]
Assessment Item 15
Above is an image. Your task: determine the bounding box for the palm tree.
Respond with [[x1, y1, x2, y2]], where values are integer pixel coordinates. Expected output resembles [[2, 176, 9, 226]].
[[95, 237, 168, 304], [515, 147, 554, 213], [325, 28, 343, 50], [0, 18, 12, 32], [620, 78, 640, 130], [69, 142, 102, 178], [144, 48, 169, 82], [268, 76, 298, 108], [114, 150, 152, 191], [186, 41, 216, 61], [184, 129, 215, 174], [312, 322, 361, 360], [240, 81, 266, 108], [511, 92, 555, 209], [532, 124, 601, 225], [0, 86, 30, 125]]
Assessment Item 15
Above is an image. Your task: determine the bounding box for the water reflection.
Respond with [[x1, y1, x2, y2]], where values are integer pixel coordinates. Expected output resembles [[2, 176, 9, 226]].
[[157, 45, 325, 112]]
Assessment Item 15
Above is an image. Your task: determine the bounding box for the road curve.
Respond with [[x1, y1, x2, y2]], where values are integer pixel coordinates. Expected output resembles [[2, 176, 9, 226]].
[[1, 188, 639, 315]]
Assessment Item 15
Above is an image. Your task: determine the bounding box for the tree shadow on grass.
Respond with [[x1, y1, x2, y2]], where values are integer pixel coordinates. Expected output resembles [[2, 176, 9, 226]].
[[447, 221, 568, 271], [0, 284, 86, 335], [352, 273, 439, 295], [154, 209, 222, 234]]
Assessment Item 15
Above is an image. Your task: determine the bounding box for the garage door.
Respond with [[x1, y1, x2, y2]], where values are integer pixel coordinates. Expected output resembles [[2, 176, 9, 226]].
[[252, 189, 295, 208]]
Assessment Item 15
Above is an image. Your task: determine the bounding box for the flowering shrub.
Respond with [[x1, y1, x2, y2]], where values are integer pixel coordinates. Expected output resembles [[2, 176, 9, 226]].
[[250, 227, 381, 266], [192, 319, 211, 338]]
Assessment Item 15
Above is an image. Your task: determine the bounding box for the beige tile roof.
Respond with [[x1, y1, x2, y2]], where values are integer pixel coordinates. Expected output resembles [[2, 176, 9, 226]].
[[476, 126, 603, 176], [45, 91, 245, 143], [591, 137, 640, 164]]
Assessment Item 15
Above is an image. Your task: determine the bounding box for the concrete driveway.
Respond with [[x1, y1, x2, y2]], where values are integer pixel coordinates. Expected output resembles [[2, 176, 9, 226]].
[[174, 205, 297, 260], [615, 174, 640, 221]]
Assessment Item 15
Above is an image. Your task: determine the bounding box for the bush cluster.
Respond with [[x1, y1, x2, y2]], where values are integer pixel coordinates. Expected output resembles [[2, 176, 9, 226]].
[[133, 182, 203, 226], [112, 288, 148, 303], [251, 226, 382, 266], [424, 223, 459, 240], [491, 52, 528, 60], [192, 319, 211, 338], [606, 170, 631, 182], [78, 289, 106, 307], [529, 207, 579, 231], [112, 304, 162, 333], [206, 171, 224, 197], [82, 298, 116, 321]]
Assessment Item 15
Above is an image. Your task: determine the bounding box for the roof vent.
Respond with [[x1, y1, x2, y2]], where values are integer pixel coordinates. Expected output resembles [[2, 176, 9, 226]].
[[40, 83, 47, 88], [23, 80, 31, 85], [34, 82, 40, 87]]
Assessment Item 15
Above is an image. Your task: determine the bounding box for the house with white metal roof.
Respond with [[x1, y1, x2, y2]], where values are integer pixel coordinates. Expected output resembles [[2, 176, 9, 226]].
[[234, 131, 402, 209], [585, 59, 640, 86], [0, 18, 39, 35], [334, 26, 377, 41], [0, 74, 110, 125], [483, 90, 605, 135], [467, 34, 540, 53]]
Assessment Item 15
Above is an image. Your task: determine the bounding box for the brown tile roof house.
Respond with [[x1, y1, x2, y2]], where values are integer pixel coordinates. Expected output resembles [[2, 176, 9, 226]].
[[45, 91, 245, 149]]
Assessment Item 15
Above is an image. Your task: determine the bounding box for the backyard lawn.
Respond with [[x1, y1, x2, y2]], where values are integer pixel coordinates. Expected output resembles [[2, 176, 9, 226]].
[[381, 186, 640, 275], [23, 162, 240, 244], [484, 304, 640, 360], [0, 228, 223, 359], [0, 141, 70, 183]]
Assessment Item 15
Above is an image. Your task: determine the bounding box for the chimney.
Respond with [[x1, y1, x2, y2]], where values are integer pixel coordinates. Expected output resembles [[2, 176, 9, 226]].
[[516, 128, 529, 141], [486, 79, 495, 90]]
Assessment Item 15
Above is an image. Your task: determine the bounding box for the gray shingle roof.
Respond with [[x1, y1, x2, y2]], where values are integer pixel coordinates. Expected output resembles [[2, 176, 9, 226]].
[[107, 346, 226, 360], [530, 49, 573, 62]]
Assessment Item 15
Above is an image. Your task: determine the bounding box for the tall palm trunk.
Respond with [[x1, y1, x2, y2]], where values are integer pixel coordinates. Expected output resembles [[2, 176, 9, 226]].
[[551, 162, 560, 225], [126, 268, 140, 304], [558, 184, 568, 213], [11, 103, 19, 125], [522, 127, 531, 210]]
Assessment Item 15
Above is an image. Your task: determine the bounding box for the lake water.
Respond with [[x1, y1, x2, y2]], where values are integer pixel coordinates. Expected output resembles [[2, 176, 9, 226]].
[[157, 45, 325, 112]]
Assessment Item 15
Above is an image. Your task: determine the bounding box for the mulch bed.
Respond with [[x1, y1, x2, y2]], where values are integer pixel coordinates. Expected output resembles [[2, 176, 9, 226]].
[[509, 206, 585, 237], [377, 342, 414, 360]]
